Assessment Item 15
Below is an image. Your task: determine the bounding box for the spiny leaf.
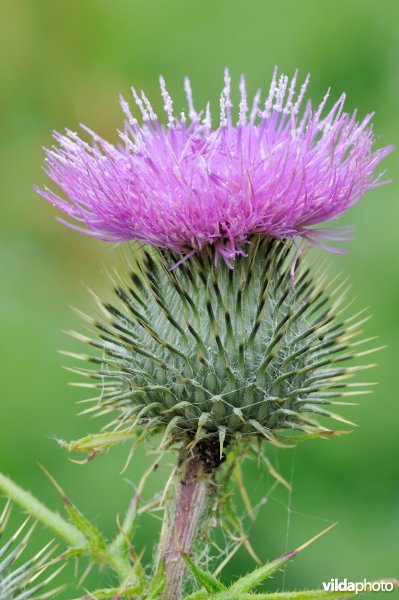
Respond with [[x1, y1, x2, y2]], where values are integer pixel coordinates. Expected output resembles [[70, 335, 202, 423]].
[[147, 558, 166, 598], [225, 524, 336, 595], [0, 473, 85, 549], [181, 553, 226, 593], [262, 584, 399, 598], [0, 473, 135, 584], [209, 581, 398, 599], [78, 584, 141, 599], [146, 576, 166, 599], [38, 465, 107, 551], [184, 591, 209, 600]]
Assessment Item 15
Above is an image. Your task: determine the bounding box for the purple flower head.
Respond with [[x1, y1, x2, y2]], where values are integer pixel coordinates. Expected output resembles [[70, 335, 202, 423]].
[[36, 68, 393, 266]]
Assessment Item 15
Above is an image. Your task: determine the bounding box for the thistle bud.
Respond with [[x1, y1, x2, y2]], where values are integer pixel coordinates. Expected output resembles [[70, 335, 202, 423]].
[[69, 238, 374, 453]]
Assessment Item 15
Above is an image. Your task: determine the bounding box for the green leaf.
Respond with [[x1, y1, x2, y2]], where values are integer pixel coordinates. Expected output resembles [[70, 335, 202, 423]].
[[38, 465, 108, 554], [146, 577, 166, 599], [181, 553, 226, 593], [147, 558, 166, 597], [66, 503, 106, 551], [0, 473, 85, 549], [184, 592, 209, 600], [212, 583, 398, 599], [260, 590, 375, 599], [224, 524, 336, 596], [77, 585, 141, 599], [0, 472, 135, 585]]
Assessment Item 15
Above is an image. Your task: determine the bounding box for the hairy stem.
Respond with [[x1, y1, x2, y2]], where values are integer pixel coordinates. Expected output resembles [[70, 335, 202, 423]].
[[0, 472, 85, 547], [0, 472, 134, 584], [161, 446, 219, 600]]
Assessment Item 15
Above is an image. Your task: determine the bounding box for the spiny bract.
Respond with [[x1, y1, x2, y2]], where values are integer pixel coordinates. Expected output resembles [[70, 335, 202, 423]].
[[0, 502, 61, 600], [68, 238, 374, 453]]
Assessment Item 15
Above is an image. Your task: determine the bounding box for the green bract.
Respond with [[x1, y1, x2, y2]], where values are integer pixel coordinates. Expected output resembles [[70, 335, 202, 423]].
[[0, 502, 62, 600], [68, 237, 372, 456]]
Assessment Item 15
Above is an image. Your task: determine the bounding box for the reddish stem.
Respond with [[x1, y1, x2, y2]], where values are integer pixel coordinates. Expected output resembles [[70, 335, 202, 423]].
[[161, 449, 216, 600]]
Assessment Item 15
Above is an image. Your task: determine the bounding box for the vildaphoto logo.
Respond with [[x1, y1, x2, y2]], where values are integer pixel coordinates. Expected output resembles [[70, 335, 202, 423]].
[[322, 579, 395, 594]]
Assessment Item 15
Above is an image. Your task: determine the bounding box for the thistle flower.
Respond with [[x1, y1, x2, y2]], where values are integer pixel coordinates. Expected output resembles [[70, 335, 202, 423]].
[[35, 71, 391, 457], [26, 69, 394, 600], [36, 69, 392, 265]]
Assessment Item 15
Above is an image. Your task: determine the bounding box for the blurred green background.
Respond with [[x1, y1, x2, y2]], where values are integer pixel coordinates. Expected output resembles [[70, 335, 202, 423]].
[[1, 0, 398, 596]]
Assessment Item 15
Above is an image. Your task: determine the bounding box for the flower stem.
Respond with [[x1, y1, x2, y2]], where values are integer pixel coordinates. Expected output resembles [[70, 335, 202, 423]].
[[161, 445, 219, 600]]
